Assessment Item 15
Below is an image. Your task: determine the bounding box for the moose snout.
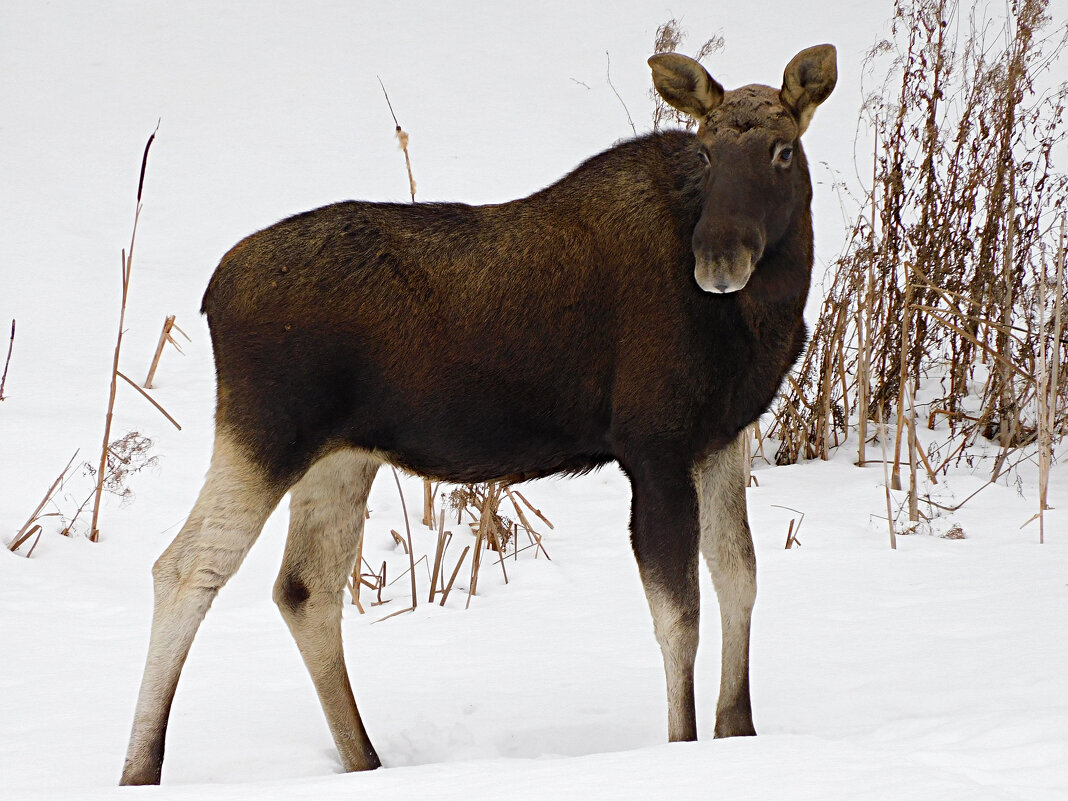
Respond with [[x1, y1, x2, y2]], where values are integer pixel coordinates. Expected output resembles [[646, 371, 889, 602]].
[[693, 248, 759, 294], [692, 226, 764, 294]]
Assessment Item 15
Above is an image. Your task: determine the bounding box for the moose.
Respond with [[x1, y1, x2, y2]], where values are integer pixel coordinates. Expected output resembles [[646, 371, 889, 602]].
[[120, 45, 837, 784]]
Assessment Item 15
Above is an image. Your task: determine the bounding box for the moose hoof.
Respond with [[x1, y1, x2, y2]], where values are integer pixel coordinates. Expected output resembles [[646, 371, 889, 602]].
[[340, 744, 383, 773], [119, 763, 162, 786], [713, 708, 757, 738]]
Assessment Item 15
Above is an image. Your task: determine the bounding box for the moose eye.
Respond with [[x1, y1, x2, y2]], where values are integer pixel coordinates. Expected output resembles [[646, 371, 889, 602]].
[[698, 149, 711, 167], [774, 143, 794, 167]]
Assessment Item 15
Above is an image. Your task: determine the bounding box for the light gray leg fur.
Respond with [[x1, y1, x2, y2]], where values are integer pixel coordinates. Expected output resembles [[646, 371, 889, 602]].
[[646, 581, 700, 741], [272, 448, 382, 772], [121, 434, 286, 785], [695, 432, 758, 737]]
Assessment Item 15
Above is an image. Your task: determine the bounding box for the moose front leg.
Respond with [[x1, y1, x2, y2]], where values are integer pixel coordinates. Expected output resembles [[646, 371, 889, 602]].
[[695, 433, 757, 738], [628, 462, 701, 742]]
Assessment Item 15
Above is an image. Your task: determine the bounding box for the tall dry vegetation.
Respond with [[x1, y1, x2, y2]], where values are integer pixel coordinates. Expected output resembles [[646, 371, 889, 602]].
[[771, 0, 1068, 493]]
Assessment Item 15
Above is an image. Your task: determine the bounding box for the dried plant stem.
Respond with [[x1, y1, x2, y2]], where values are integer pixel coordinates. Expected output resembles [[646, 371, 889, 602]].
[[0, 319, 13, 402], [504, 487, 551, 560], [8, 524, 43, 556], [143, 314, 190, 389], [90, 245, 136, 540], [879, 410, 897, 550], [891, 265, 916, 492], [511, 489, 554, 530], [1036, 216, 1066, 542], [428, 508, 449, 603], [466, 482, 501, 609], [771, 505, 805, 549], [488, 524, 509, 584], [117, 371, 181, 430], [606, 51, 637, 137], [389, 466, 418, 611], [421, 479, 435, 528], [385, 554, 429, 587], [89, 126, 158, 543], [439, 546, 471, 607], [857, 134, 878, 466], [906, 371, 919, 523], [10, 450, 79, 551]]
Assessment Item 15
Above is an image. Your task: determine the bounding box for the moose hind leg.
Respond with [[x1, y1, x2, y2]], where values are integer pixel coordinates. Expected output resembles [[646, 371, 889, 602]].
[[121, 434, 287, 785], [273, 448, 382, 772], [628, 461, 701, 742], [696, 432, 757, 738]]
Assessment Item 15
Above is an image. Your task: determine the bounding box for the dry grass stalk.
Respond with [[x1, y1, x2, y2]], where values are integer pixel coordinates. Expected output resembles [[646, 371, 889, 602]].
[[389, 529, 409, 554], [389, 466, 418, 612], [428, 507, 449, 603], [0, 319, 14, 402], [439, 545, 471, 607], [742, 427, 755, 487], [511, 489, 554, 530], [906, 371, 920, 523], [421, 479, 438, 528], [879, 410, 898, 550], [347, 566, 365, 613], [117, 371, 181, 430], [1032, 216, 1066, 542], [465, 481, 502, 609], [605, 51, 637, 137], [385, 554, 430, 588], [8, 524, 43, 557], [89, 124, 179, 542], [143, 314, 190, 389], [772, 505, 805, 549], [9, 450, 79, 553], [504, 487, 552, 559], [349, 559, 388, 608], [856, 128, 879, 467]]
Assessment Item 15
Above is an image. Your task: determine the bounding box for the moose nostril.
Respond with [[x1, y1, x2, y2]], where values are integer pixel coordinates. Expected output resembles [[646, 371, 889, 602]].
[[714, 282, 729, 293]]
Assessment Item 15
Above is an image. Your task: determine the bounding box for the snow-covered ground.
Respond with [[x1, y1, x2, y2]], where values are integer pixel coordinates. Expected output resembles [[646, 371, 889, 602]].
[[2, 2, 1066, 799]]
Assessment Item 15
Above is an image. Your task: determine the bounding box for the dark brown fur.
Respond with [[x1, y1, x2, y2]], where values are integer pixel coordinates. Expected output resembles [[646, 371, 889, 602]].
[[203, 128, 810, 489]]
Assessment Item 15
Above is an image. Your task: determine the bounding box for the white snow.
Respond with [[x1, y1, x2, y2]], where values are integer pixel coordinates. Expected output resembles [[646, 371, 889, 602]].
[[2, 2, 1067, 799]]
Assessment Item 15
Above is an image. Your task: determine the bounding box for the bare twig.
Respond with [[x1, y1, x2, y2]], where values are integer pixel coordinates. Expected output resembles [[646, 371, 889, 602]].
[[0, 319, 13, 401], [605, 51, 637, 137]]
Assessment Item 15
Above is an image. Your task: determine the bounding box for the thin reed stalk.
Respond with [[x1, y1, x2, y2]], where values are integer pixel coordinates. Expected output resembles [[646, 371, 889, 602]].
[[0, 319, 14, 402]]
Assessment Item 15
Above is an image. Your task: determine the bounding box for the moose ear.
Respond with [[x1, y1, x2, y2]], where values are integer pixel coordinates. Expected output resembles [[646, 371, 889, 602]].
[[648, 53, 725, 121], [780, 44, 837, 135]]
